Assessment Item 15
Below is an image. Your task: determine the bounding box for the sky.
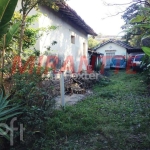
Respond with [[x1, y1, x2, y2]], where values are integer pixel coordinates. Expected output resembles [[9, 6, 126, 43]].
[[67, 0, 132, 36]]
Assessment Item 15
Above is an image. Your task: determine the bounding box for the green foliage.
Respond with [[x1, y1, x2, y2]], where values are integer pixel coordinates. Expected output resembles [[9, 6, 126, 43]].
[[141, 55, 150, 84], [0, 1, 59, 149], [88, 36, 99, 49], [10, 12, 41, 50], [5, 22, 21, 48], [94, 59, 103, 72], [1, 12, 46, 79], [9, 11, 57, 51], [0, 88, 21, 140], [43, 71, 150, 149], [23, 28, 39, 48], [0, 0, 20, 86], [0, 0, 18, 38], [122, 4, 150, 83], [6, 68, 56, 149], [142, 46, 150, 56], [122, 4, 150, 46], [10, 106, 49, 150], [11, 70, 55, 110], [130, 15, 145, 23]]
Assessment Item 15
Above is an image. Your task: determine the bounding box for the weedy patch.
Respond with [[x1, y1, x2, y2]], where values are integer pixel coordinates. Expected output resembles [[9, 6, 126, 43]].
[[39, 70, 150, 150]]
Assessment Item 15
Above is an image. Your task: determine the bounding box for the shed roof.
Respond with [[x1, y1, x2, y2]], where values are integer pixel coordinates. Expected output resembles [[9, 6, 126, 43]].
[[55, 1, 97, 36], [92, 39, 143, 53], [88, 49, 104, 55], [93, 39, 134, 50]]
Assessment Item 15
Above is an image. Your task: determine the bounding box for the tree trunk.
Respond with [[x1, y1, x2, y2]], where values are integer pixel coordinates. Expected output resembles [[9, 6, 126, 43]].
[[0, 35, 6, 85], [18, 14, 26, 56]]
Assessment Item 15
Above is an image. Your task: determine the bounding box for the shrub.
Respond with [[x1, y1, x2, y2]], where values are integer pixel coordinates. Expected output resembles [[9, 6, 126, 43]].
[[0, 87, 22, 149], [141, 55, 150, 84], [7, 68, 56, 149]]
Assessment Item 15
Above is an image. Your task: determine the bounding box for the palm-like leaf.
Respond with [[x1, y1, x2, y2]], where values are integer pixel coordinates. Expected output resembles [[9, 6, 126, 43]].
[[5, 22, 21, 48], [0, 0, 19, 37], [0, 0, 18, 25], [142, 47, 150, 56], [0, 88, 22, 140]]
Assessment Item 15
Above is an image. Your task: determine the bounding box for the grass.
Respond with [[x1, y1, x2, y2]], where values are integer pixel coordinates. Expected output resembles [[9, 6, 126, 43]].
[[43, 70, 150, 150]]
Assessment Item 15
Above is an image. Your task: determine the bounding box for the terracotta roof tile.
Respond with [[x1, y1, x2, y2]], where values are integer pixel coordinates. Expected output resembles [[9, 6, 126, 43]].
[[56, 1, 97, 36]]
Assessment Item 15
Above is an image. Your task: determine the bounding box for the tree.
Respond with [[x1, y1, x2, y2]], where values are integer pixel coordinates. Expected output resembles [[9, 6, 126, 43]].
[[121, 0, 150, 46], [88, 36, 99, 49], [18, 0, 63, 55]]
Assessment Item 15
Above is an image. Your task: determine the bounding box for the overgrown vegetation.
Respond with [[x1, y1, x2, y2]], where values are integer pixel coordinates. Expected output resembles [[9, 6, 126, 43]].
[[0, 0, 59, 149], [121, 0, 150, 87], [1, 0, 150, 149], [0, 88, 21, 142], [32, 71, 149, 150], [88, 36, 100, 49]]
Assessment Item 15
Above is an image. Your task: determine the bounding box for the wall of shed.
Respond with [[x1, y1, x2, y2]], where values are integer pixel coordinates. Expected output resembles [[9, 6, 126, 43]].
[[16, 1, 88, 72], [96, 43, 127, 67], [38, 6, 88, 72]]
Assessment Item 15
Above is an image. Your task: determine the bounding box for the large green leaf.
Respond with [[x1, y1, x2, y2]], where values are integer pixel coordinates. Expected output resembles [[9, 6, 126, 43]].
[[134, 24, 150, 29], [0, 0, 19, 38], [130, 15, 145, 23], [142, 47, 150, 56], [0, 0, 19, 26], [0, 0, 10, 22], [0, 111, 22, 121], [5, 22, 21, 48], [0, 23, 9, 38]]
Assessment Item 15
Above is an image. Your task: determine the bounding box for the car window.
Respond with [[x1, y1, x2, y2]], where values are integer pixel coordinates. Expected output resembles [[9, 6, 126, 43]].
[[113, 56, 125, 60], [135, 55, 144, 61], [113, 58, 124, 60]]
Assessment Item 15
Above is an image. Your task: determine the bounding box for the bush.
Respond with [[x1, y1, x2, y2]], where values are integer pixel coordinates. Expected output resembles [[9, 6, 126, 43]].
[[11, 69, 55, 110], [141, 55, 150, 84], [0, 87, 22, 150], [10, 106, 50, 150], [7, 69, 56, 149]]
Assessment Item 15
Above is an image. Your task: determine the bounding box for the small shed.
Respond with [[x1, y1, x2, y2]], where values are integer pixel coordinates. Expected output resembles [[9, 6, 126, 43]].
[[92, 39, 143, 68]]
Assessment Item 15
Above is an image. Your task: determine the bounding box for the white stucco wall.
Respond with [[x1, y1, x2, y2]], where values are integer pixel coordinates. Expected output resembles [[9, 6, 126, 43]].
[[16, 1, 88, 72], [96, 43, 127, 67], [38, 6, 88, 72]]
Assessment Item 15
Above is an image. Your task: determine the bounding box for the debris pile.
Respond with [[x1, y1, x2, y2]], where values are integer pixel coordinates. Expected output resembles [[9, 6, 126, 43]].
[[42, 72, 102, 97]]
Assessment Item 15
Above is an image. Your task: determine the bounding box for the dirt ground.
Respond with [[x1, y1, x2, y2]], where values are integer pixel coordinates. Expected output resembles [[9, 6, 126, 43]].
[[55, 90, 93, 108]]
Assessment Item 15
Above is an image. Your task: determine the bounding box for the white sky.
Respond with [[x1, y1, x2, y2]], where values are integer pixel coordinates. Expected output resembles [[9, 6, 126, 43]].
[[67, 0, 132, 36]]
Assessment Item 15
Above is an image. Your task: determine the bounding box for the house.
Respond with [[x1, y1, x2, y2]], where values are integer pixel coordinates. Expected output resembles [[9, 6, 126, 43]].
[[92, 39, 143, 68], [16, 1, 97, 73]]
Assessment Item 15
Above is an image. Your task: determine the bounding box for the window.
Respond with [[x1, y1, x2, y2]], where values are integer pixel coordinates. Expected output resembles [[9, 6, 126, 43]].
[[71, 35, 75, 44], [83, 42, 86, 56], [135, 54, 144, 61]]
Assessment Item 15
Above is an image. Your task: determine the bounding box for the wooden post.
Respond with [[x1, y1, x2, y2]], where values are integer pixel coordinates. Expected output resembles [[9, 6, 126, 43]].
[[60, 71, 65, 107]]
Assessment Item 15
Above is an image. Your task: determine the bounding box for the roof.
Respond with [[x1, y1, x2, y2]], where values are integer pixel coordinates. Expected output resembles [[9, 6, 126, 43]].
[[92, 39, 143, 53], [55, 1, 97, 36], [88, 49, 104, 55], [93, 39, 134, 50]]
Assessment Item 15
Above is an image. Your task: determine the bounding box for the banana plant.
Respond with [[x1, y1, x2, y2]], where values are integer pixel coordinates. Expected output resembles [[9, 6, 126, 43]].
[[0, 0, 19, 38], [0, 0, 20, 85], [0, 88, 22, 140], [142, 47, 150, 56]]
